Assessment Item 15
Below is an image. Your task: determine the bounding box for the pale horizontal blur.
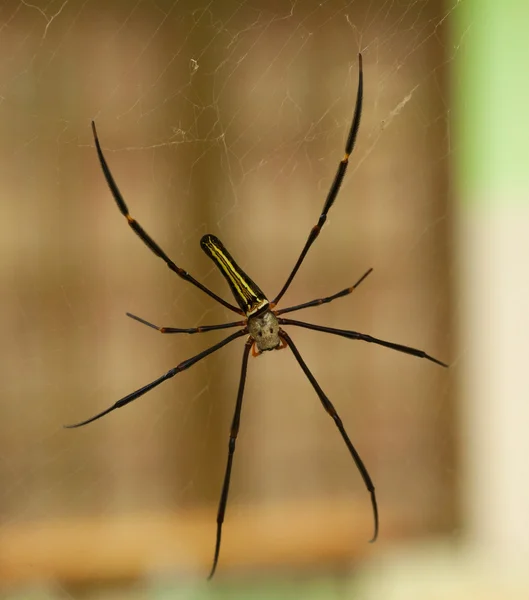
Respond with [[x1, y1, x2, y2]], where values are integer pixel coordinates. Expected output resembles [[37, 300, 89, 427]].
[[0, 0, 453, 595]]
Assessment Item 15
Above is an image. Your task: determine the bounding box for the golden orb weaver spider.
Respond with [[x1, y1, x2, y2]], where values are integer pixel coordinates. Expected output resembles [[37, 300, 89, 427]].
[[66, 54, 448, 579]]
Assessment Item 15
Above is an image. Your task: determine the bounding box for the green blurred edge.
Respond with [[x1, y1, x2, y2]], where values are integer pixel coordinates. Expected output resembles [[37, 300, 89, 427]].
[[454, 0, 529, 204]]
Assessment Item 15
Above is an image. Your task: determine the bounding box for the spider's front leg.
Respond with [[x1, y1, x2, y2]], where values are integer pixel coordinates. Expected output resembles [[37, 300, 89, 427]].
[[273, 53, 363, 306]]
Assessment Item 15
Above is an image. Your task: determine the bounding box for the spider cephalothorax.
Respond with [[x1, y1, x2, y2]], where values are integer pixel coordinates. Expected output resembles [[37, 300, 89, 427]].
[[247, 309, 281, 353], [67, 54, 447, 579]]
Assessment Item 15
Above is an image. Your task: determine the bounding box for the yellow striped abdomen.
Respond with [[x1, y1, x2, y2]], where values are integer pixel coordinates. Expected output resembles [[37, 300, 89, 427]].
[[200, 234, 269, 316]]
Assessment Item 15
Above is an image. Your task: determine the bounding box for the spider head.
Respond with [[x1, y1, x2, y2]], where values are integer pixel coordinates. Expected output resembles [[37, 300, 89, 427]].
[[248, 309, 281, 353]]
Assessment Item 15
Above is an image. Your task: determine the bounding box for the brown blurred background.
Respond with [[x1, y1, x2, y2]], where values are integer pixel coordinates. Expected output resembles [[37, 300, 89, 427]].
[[0, 0, 454, 593]]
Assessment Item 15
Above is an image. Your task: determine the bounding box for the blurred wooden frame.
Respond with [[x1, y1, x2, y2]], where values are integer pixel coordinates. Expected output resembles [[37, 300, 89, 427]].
[[0, 0, 453, 589], [0, 498, 407, 584]]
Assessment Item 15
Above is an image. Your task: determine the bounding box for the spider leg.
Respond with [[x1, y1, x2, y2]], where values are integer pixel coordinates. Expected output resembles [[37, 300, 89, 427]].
[[275, 267, 372, 316], [279, 318, 448, 367], [208, 338, 253, 580], [272, 54, 363, 307], [91, 122, 242, 315], [64, 328, 247, 428], [126, 312, 246, 334], [279, 329, 378, 542]]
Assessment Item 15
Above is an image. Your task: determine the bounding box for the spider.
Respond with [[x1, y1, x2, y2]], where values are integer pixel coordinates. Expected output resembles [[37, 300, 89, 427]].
[[66, 54, 447, 579]]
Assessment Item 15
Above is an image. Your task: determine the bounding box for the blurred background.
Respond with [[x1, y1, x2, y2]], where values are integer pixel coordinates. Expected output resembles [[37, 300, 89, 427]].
[[0, 0, 527, 598]]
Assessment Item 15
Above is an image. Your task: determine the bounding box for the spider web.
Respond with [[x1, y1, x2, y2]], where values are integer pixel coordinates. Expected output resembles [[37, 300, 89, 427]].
[[0, 0, 462, 595]]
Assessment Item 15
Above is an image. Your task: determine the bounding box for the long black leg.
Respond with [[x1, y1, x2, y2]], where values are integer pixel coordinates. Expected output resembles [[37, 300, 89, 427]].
[[279, 318, 448, 368], [126, 312, 245, 334], [272, 54, 363, 307], [64, 329, 247, 428], [208, 338, 253, 580], [275, 267, 372, 316], [280, 329, 378, 542], [91, 122, 241, 315]]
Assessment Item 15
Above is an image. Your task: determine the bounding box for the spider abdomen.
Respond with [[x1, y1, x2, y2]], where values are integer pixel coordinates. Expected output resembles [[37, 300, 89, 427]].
[[201, 234, 269, 316], [248, 310, 281, 352]]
